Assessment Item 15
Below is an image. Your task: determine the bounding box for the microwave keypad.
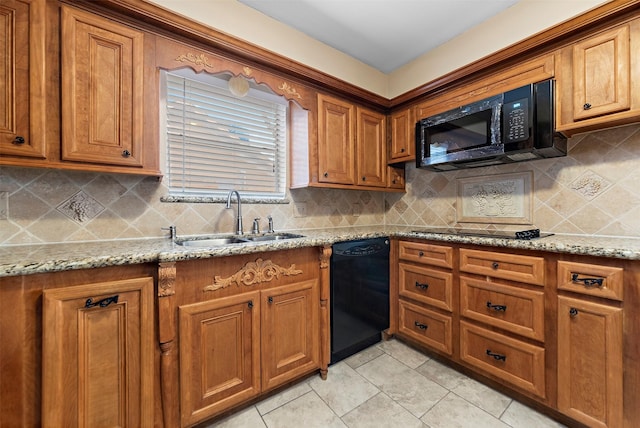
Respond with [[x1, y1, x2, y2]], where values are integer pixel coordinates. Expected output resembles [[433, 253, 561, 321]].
[[503, 97, 530, 143]]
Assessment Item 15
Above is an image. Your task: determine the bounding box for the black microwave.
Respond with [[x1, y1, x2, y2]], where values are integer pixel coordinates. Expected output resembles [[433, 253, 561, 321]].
[[415, 79, 567, 171]]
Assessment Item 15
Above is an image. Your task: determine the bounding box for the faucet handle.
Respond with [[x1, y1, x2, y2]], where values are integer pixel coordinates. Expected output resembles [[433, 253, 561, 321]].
[[267, 215, 274, 233], [252, 218, 260, 234], [161, 225, 177, 241]]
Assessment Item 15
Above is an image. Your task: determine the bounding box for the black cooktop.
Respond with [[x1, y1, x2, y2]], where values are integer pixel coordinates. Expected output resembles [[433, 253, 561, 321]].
[[411, 228, 553, 240]]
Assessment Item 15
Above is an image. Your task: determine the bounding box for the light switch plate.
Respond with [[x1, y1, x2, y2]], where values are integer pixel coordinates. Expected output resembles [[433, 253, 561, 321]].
[[294, 202, 307, 218], [352, 203, 361, 217]]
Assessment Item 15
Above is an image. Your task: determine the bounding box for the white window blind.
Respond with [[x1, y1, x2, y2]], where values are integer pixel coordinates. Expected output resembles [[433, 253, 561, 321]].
[[163, 70, 287, 199]]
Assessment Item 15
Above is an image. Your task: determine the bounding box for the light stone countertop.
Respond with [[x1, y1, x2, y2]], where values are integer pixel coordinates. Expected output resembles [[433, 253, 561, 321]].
[[2, 225, 640, 278]]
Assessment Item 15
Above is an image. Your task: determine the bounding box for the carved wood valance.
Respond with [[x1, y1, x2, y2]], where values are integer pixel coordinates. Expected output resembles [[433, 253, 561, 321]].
[[203, 258, 303, 292]]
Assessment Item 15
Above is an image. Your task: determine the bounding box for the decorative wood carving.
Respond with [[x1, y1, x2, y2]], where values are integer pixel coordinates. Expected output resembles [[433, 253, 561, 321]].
[[175, 52, 214, 68], [204, 258, 303, 292], [319, 245, 332, 269], [243, 66, 252, 76], [158, 262, 176, 297], [279, 82, 302, 99]]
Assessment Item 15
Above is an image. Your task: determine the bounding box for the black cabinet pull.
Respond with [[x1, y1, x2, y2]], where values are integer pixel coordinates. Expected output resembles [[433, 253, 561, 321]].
[[418, 251, 424, 257], [122, 149, 131, 157], [486, 350, 506, 361], [362, 176, 366, 181], [486, 301, 507, 312], [583, 103, 592, 110], [571, 273, 603, 288], [323, 172, 329, 178], [415, 281, 429, 290], [13, 136, 25, 145], [248, 300, 254, 309], [268, 296, 273, 304], [85, 295, 119, 308], [492, 262, 499, 270], [414, 321, 428, 330], [400, 148, 405, 153], [569, 307, 578, 317]]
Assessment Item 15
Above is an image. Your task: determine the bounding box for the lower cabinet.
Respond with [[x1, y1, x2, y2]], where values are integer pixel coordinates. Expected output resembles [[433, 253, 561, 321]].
[[158, 247, 329, 427], [557, 296, 623, 428], [391, 239, 639, 428], [178, 280, 319, 427], [42, 277, 155, 427]]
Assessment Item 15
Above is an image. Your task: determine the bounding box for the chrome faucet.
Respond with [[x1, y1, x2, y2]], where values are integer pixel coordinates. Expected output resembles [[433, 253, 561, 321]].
[[226, 190, 243, 235], [267, 215, 274, 233]]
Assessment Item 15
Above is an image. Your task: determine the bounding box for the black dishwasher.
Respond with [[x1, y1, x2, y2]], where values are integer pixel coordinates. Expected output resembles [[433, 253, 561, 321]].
[[330, 237, 390, 364]]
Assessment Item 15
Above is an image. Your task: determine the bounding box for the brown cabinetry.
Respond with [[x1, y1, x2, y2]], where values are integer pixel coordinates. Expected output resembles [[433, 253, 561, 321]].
[[556, 18, 640, 135], [556, 260, 624, 428], [316, 93, 399, 191], [389, 106, 415, 163], [396, 240, 454, 356], [0, 0, 46, 159], [61, 5, 147, 168], [160, 248, 327, 427], [41, 276, 155, 427]]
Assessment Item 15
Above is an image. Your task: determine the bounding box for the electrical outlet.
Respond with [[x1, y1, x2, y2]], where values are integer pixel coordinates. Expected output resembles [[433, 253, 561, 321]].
[[0, 191, 8, 220], [352, 202, 361, 217], [294, 202, 307, 218]]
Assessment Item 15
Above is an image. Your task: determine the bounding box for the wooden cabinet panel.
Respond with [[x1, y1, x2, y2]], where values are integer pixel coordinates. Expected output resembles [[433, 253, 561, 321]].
[[399, 263, 453, 312], [356, 107, 386, 187], [399, 299, 452, 356], [42, 277, 154, 428], [557, 296, 623, 428], [571, 25, 630, 121], [0, 0, 46, 159], [317, 93, 355, 185], [61, 5, 144, 167], [398, 241, 453, 268], [261, 280, 320, 391], [387, 165, 405, 189], [179, 292, 261, 427], [460, 321, 546, 399], [460, 276, 544, 341], [460, 248, 545, 286], [557, 260, 623, 301], [389, 107, 414, 162]]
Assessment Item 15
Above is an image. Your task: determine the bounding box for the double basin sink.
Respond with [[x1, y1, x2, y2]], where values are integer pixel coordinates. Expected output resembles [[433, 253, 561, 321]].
[[177, 232, 305, 248]]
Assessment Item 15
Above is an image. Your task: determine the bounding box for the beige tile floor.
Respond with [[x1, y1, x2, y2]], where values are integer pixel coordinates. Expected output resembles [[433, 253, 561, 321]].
[[208, 339, 566, 428]]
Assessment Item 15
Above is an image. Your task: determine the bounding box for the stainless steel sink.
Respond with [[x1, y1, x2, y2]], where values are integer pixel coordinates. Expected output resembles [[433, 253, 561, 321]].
[[242, 233, 305, 242], [178, 236, 248, 247], [177, 233, 304, 247]]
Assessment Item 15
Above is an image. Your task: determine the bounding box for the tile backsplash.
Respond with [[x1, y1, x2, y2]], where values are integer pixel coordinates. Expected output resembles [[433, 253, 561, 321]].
[[1, 124, 639, 244]]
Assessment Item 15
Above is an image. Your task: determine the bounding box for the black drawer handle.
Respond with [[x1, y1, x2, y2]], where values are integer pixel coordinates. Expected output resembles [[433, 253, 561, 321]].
[[492, 262, 499, 270], [569, 307, 579, 317], [486, 301, 507, 312], [414, 321, 428, 330], [486, 350, 506, 362], [13, 136, 25, 145], [418, 251, 424, 257], [85, 295, 119, 308], [248, 300, 254, 309], [571, 273, 603, 288], [583, 103, 592, 110], [415, 281, 429, 290]]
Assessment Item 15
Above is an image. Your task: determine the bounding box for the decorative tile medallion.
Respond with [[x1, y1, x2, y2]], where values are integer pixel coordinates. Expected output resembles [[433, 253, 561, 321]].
[[57, 191, 105, 223]]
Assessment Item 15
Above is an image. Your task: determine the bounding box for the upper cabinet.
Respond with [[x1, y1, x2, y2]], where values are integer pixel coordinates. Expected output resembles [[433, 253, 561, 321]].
[[0, 2, 161, 176], [301, 93, 400, 191], [0, 0, 46, 159], [388, 107, 415, 163], [556, 18, 640, 135], [61, 5, 145, 167]]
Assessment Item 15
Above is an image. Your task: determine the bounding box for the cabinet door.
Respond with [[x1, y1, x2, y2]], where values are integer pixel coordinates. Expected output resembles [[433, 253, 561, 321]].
[[0, 0, 46, 158], [317, 94, 355, 185], [42, 277, 154, 428], [179, 292, 260, 427], [356, 107, 386, 187], [61, 5, 144, 167], [557, 296, 623, 428], [389, 107, 414, 162], [261, 280, 320, 391], [572, 24, 630, 121]]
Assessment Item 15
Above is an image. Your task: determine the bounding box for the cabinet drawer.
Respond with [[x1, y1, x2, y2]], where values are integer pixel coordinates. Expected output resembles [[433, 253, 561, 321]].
[[460, 276, 544, 341], [460, 249, 545, 286], [460, 321, 545, 399], [399, 241, 453, 268], [399, 300, 452, 356], [557, 261, 623, 301], [399, 263, 453, 312]]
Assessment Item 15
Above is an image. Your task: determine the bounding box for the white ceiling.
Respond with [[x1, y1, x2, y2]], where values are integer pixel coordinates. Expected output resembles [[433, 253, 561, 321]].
[[238, 0, 520, 73]]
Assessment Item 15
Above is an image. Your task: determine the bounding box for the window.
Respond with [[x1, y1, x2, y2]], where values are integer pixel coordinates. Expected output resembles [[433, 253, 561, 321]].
[[161, 69, 288, 199]]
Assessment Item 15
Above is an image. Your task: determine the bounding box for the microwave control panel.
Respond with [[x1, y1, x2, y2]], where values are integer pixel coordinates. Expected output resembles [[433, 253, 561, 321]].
[[503, 97, 530, 143]]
